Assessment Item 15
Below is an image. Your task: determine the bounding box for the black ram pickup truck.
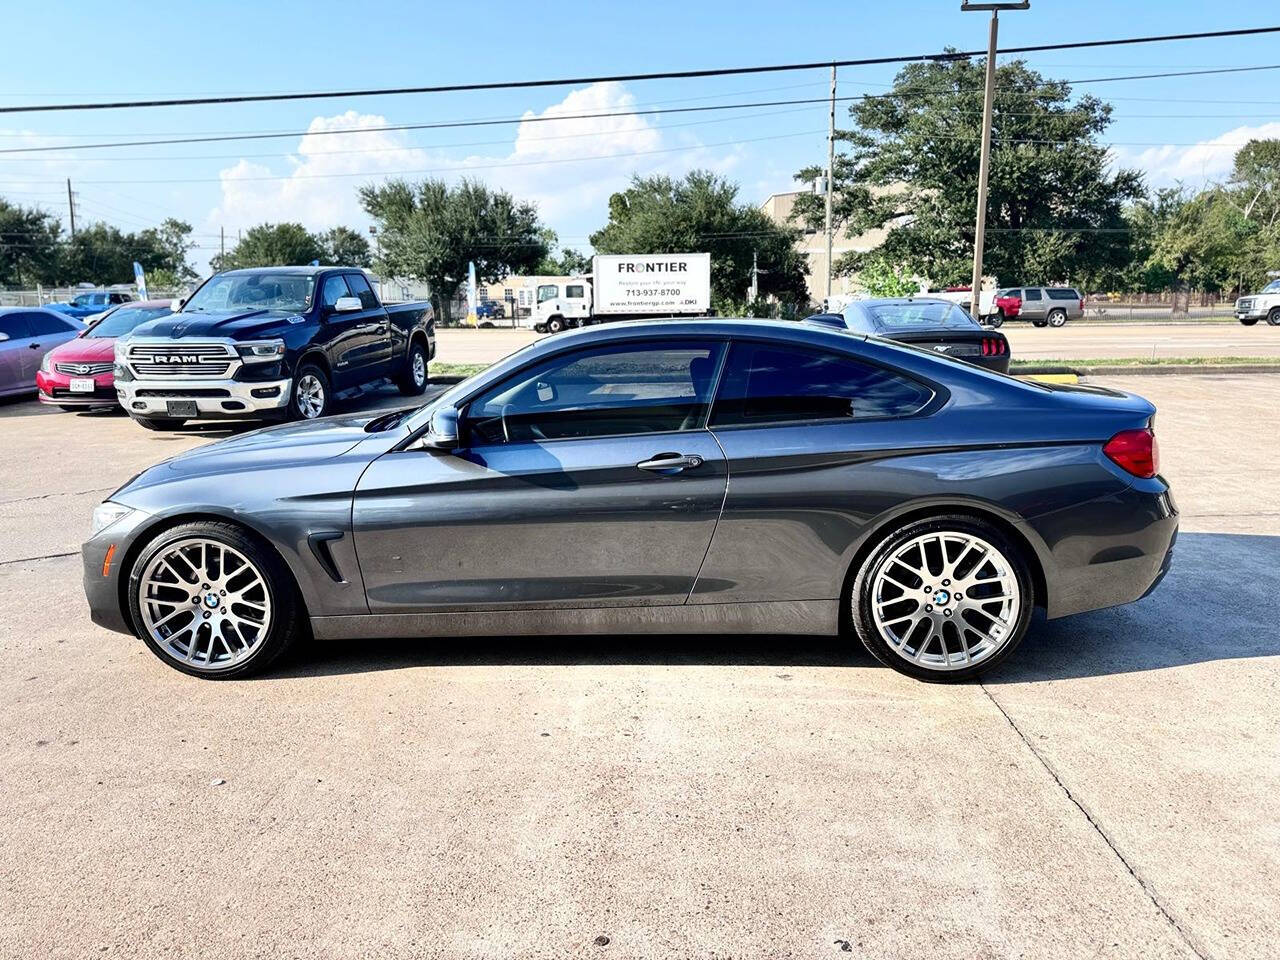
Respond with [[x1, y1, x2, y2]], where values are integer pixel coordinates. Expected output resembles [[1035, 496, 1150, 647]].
[[114, 266, 434, 429]]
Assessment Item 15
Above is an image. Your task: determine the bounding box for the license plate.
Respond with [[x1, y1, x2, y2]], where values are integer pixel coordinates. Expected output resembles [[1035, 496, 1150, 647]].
[[69, 378, 95, 393], [939, 344, 980, 356], [166, 400, 198, 418]]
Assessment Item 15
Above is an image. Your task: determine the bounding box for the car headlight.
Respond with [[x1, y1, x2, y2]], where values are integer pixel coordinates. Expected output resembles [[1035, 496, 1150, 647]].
[[90, 502, 136, 537], [236, 340, 286, 362], [39, 352, 52, 373]]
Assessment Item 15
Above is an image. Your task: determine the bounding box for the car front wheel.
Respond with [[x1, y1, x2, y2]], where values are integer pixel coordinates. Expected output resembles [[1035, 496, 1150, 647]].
[[127, 521, 304, 679], [291, 363, 331, 420], [850, 515, 1034, 682]]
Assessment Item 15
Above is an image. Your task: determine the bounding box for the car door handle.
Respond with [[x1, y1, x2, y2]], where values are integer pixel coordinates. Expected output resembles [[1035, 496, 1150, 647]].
[[637, 453, 704, 474]]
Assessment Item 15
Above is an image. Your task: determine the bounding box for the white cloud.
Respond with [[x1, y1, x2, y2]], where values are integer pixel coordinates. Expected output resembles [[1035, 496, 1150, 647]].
[[207, 82, 748, 252], [1113, 122, 1280, 186]]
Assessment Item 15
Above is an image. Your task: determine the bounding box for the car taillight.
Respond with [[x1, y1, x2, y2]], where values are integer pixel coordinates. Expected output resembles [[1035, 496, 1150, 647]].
[[981, 337, 1007, 356], [1103, 428, 1158, 479]]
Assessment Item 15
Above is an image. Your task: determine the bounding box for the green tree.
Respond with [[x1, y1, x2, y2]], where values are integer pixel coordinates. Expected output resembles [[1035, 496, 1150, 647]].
[[137, 218, 197, 281], [211, 222, 325, 272], [319, 225, 372, 267], [0, 198, 62, 287], [792, 57, 1143, 291], [61, 223, 139, 285], [1231, 139, 1280, 227], [590, 170, 808, 310], [1146, 186, 1254, 298], [359, 177, 547, 324], [857, 258, 919, 298], [534, 230, 591, 275]]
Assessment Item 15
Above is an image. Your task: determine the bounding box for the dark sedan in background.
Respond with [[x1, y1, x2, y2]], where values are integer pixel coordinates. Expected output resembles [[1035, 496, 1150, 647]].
[[806, 297, 1011, 372], [83, 319, 1174, 683]]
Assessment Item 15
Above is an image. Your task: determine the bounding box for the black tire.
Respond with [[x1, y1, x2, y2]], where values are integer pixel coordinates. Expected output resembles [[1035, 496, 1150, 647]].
[[396, 339, 429, 396], [546, 316, 566, 334], [133, 416, 185, 431], [533, 324, 547, 334], [1268, 307, 1280, 327], [126, 520, 306, 680], [987, 314, 1004, 328], [1047, 309, 1067, 328], [848, 514, 1035, 683], [291, 361, 332, 420], [1240, 318, 1258, 326]]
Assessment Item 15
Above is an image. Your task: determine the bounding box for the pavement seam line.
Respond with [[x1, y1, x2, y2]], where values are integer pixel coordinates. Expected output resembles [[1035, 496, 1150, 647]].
[[979, 684, 1211, 960], [0, 485, 115, 507], [0, 551, 78, 566]]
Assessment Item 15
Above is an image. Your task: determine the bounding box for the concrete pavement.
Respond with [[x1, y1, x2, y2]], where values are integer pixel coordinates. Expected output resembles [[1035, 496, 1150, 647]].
[[0, 375, 1276, 959]]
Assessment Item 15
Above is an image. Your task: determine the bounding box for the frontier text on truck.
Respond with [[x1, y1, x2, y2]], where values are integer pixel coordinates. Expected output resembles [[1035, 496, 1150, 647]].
[[522, 253, 711, 333]]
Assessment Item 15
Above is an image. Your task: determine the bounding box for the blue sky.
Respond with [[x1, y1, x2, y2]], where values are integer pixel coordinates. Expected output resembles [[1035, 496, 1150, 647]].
[[3, 0, 1279, 273]]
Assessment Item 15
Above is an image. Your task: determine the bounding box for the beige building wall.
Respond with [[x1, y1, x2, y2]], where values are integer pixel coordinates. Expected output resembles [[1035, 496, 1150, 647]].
[[760, 188, 894, 305]]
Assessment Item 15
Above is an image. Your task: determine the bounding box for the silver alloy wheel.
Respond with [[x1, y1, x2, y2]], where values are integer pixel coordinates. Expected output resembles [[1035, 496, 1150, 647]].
[[138, 537, 273, 671], [869, 531, 1021, 671], [412, 351, 426, 386], [295, 373, 325, 418], [1048, 310, 1067, 327]]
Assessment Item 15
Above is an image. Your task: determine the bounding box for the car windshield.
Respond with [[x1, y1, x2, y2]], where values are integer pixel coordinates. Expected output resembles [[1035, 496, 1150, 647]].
[[85, 304, 173, 338], [1262, 280, 1280, 293], [865, 301, 979, 330], [997, 289, 1017, 297], [184, 273, 317, 313]]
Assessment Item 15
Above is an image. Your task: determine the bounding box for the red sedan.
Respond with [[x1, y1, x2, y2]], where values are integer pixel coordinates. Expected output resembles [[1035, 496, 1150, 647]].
[[36, 300, 173, 410]]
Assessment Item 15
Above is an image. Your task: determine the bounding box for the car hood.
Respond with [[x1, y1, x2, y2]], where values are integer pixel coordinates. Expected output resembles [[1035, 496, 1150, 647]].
[[49, 335, 116, 361], [130, 308, 304, 341]]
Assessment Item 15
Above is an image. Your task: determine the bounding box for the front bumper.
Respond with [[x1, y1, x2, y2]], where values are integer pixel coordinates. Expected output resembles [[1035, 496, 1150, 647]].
[[116, 376, 292, 419], [36, 370, 118, 407]]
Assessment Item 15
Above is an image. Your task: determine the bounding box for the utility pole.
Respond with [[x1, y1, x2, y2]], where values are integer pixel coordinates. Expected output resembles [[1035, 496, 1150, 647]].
[[962, 1, 1028, 319], [750, 251, 758, 303], [824, 64, 837, 304], [66, 178, 76, 237]]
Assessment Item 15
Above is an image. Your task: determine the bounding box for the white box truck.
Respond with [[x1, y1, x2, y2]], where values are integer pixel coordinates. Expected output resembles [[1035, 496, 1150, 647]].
[[521, 253, 711, 333]]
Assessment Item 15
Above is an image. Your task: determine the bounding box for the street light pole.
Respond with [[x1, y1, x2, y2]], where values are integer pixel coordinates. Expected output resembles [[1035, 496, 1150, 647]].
[[962, 0, 1028, 319]]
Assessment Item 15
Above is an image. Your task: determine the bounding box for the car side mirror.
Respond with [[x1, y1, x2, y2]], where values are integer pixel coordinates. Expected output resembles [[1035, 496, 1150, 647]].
[[333, 296, 363, 313], [422, 406, 460, 450]]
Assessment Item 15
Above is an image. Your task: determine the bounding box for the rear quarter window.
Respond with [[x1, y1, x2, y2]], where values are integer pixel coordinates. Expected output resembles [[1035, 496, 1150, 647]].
[[1047, 288, 1080, 300]]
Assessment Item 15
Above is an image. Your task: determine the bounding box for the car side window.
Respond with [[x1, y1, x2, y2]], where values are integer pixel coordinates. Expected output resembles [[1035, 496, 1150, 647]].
[[26, 311, 77, 336], [1023, 288, 1042, 301], [344, 273, 380, 310], [465, 340, 726, 444], [320, 274, 352, 308], [1047, 288, 1078, 300], [710, 342, 932, 427], [0, 313, 32, 340], [537, 284, 558, 303], [565, 285, 585, 299]]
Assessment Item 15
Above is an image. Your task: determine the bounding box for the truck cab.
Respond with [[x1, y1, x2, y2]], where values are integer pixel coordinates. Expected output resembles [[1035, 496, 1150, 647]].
[[523, 279, 592, 333]]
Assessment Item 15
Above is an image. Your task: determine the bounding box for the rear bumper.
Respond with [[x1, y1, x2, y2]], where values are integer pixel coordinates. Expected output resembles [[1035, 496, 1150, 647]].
[[116, 376, 292, 419], [1030, 478, 1179, 620]]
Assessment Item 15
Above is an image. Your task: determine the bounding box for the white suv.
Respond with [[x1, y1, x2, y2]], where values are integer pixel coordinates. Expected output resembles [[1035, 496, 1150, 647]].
[[1235, 279, 1280, 326]]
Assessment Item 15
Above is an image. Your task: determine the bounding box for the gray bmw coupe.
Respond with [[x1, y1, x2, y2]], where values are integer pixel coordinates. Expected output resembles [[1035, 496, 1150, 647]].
[[83, 319, 1176, 682]]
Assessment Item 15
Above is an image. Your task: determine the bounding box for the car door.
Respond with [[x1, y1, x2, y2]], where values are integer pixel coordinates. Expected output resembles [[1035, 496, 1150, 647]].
[[344, 272, 394, 372], [0, 312, 32, 395], [352, 338, 729, 611], [691, 339, 937, 605], [21, 311, 80, 378], [316, 274, 377, 388], [1020, 287, 1045, 321]]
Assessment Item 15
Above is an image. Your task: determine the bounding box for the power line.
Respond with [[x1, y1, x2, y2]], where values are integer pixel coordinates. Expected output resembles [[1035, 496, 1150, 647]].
[[6, 60, 1280, 160], [3, 25, 1279, 115]]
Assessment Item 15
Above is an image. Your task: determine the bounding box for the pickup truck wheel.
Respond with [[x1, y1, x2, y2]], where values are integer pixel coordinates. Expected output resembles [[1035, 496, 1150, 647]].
[[1268, 307, 1280, 326], [133, 416, 185, 431], [1047, 309, 1067, 327], [396, 341, 429, 396], [291, 363, 331, 420]]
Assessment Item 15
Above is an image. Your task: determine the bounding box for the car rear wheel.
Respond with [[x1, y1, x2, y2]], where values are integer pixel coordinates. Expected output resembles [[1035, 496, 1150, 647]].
[[127, 521, 304, 679], [396, 340, 429, 396], [1268, 307, 1280, 326], [291, 362, 331, 420], [1047, 309, 1067, 327], [133, 416, 185, 431], [850, 515, 1033, 682]]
